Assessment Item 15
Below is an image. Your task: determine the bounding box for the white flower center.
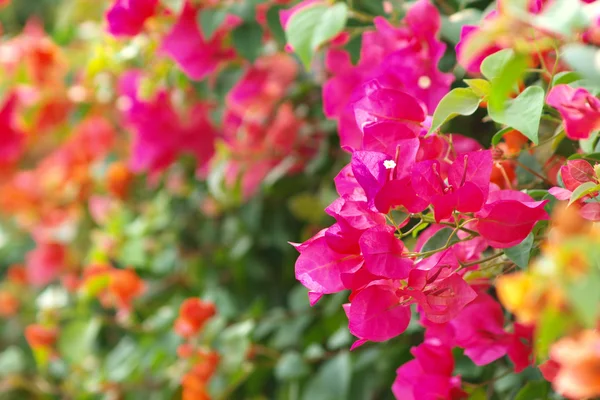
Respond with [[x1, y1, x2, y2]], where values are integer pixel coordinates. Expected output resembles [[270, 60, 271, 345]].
[[383, 160, 397, 170], [418, 76, 432, 89]]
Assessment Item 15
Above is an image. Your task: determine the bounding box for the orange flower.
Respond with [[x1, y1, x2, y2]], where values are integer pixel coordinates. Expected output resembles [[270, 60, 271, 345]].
[[550, 330, 600, 399], [174, 298, 216, 338], [106, 161, 133, 199], [6, 264, 28, 285], [182, 372, 211, 400], [25, 324, 58, 349], [496, 272, 563, 325], [108, 269, 145, 309], [0, 291, 19, 317]]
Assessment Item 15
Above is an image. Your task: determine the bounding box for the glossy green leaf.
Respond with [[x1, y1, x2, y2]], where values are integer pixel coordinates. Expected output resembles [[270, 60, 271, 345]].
[[568, 181, 600, 205], [481, 49, 516, 81], [488, 86, 545, 144], [429, 88, 481, 134], [488, 52, 528, 112], [286, 4, 348, 69]]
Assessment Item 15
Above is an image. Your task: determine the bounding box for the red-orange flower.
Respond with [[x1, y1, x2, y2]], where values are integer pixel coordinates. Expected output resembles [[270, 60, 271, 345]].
[[174, 298, 216, 338], [25, 324, 58, 349], [108, 269, 145, 309], [106, 161, 134, 199], [0, 291, 19, 317]]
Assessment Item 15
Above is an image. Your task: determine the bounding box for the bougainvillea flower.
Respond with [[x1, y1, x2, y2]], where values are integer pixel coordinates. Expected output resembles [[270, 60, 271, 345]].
[[119, 71, 216, 176], [507, 323, 535, 372], [161, 4, 237, 81], [412, 150, 492, 222], [359, 225, 413, 279], [353, 81, 426, 131], [25, 242, 66, 287], [106, 0, 158, 37], [449, 293, 510, 365], [294, 235, 363, 296], [560, 159, 597, 192], [456, 24, 503, 75], [548, 330, 600, 399], [476, 190, 549, 248], [547, 84, 600, 140], [0, 92, 25, 172], [404, 267, 477, 323], [174, 298, 216, 338], [392, 339, 466, 400], [344, 280, 412, 345], [322, 0, 450, 150]]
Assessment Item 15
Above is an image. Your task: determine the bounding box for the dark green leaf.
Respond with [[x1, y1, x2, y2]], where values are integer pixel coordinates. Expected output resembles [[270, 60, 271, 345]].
[[420, 228, 460, 253], [232, 22, 264, 62], [275, 351, 310, 381], [504, 233, 534, 268], [302, 352, 351, 400], [515, 381, 549, 400]]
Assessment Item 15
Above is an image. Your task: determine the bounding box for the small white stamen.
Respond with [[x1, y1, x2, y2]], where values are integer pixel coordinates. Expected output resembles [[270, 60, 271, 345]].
[[384, 160, 396, 170], [418, 76, 432, 89]]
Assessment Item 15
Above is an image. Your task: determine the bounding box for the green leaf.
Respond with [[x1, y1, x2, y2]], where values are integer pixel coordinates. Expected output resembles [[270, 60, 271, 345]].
[[488, 52, 528, 112], [566, 268, 600, 327], [568, 181, 600, 205], [266, 5, 287, 45], [197, 8, 228, 40], [0, 347, 26, 377], [536, 307, 569, 358], [58, 318, 101, 365], [568, 152, 600, 161], [515, 381, 549, 400], [562, 44, 600, 83], [491, 126, 514, 146], [286, 4, 348, 69], [428, 88, 481, 134], [440, 9, 482, 44], [504, 233, 534, 268], [552, 71, 582, 87], [481, 49, 515, 81], [232, 22, 264, 62], [533, 0, 586, 37], [217, 320, 254, 372], [105, 337, 140, 382], [464, 79, 491, 98], [420, 228, 460, 253], [488, 86, 545, 144], [275, 351, 310, 381], [159, 0, 184, 14], [302, 352, 351, 400]]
